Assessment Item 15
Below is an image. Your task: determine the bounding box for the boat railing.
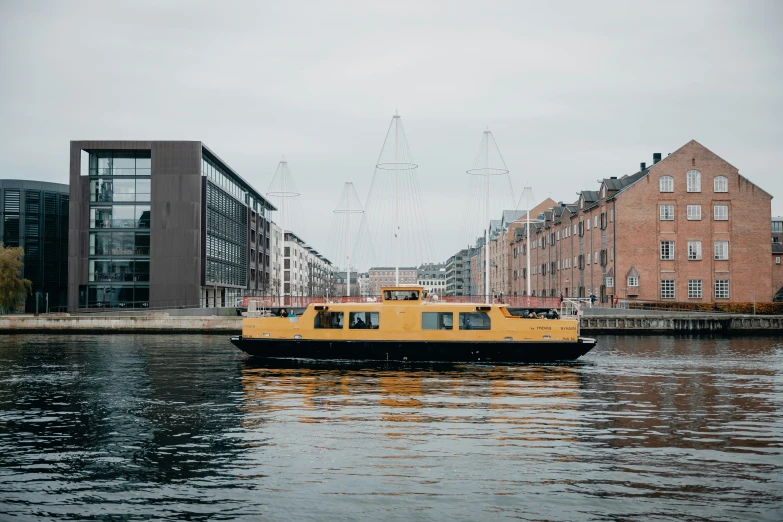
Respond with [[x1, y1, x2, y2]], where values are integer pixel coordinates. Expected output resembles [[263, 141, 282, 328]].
[[559, 298, 583, 319]]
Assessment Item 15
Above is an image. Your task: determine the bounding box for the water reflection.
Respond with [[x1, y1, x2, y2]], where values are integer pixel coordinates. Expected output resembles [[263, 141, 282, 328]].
[[0, 334, 781, 520]]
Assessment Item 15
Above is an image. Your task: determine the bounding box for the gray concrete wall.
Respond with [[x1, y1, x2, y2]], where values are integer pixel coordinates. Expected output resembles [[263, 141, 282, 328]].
[[0, 315, 240, 333]]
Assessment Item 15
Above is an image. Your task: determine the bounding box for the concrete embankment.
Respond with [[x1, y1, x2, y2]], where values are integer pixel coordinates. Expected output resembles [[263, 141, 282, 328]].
[[1, 313, 781, 335], [0, 315, 242, 334], [580, 314, 783, 334]]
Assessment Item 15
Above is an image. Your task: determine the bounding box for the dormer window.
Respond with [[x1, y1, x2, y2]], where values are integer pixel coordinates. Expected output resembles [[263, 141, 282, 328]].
[[601, 186, 606, 198]]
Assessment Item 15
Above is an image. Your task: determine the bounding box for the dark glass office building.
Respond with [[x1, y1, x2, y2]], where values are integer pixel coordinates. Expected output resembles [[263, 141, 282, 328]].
[[68, 141, 275, 311], [0, 180, 69, 312]]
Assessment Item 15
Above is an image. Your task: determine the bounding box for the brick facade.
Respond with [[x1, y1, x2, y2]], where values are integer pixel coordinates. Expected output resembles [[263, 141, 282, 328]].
[[510, 141, 773, 303]]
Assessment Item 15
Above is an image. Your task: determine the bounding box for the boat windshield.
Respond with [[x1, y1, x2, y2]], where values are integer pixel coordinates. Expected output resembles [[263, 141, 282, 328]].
[[383, 290, 420, 301]]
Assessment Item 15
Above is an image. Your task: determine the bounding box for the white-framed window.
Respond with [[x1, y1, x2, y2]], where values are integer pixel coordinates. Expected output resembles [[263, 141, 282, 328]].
[[688, 279, 702, 299], [687, 205, 702, 220], [556, 230, 560, 240], [610, 209, 614, 222], [777, 256, 781, 265], [687, 170, 701, 192], [587, 253, 591, 265], [714, 176, 728, 192], [714, 241, 729, 260], [586, 219, 590, 230], [688, 240, 702, 260], [628, 276, 639, 287], [660, 279, 675, 299], [594, 251, 599, 264], [660, 176, 674, 192], [660, 240, 675, 260], [594, 215, 598, 228], [573, 224, 577, 234], [606, 277, 614, 287], [715, 280, 729, 299], [714, 205, 728, 221], [660, 204, 674, 221], [574, 256, 577, 266]]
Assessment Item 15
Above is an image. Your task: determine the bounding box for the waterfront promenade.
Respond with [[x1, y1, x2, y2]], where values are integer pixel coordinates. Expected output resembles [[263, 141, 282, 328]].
[[2, 312, 781, 334]]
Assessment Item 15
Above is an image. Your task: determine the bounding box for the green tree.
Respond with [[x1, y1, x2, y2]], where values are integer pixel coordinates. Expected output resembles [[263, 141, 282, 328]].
[[0, 243, 32, 314]]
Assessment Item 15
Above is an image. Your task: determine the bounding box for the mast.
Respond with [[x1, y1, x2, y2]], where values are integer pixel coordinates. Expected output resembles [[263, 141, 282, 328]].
[[346, 184, 351, 297], [484, 130, 490, 304], [394, 110, 399, 286], [280, 157, 286, 302]]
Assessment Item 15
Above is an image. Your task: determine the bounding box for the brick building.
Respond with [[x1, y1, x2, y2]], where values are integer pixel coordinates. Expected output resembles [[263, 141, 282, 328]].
[[511, 140, 773, 303], [368, 266, 417, 295]]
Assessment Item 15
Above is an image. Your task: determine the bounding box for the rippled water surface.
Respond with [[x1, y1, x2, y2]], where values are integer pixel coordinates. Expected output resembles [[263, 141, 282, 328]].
[[1, 334, 782, 521]]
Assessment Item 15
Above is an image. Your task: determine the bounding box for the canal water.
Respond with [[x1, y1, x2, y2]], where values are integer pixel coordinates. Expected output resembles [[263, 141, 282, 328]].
[[0, 334, 781, 521]]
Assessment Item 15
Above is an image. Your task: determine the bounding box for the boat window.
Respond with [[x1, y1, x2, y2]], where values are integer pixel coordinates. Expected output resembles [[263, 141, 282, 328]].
[[459, 312, 490, 330], [422, 312, 453, 330], [383, 290, 420, 301], [349, 312, 379, 329], [314, 311, 344, 329]]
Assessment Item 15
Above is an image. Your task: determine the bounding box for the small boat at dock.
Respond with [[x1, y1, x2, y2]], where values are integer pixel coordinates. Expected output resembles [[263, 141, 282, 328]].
[[231, 287, 596, 363]]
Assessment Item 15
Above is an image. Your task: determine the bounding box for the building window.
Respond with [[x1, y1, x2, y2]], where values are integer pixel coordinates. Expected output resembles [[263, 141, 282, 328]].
[[714, 241, 729, 260], [687, 241, 702, 260], [594, 216, 598, 228], [687, 205, 701, 220], [776, 256, 780, 265], [687, 170, 701, 192], [714, 176, 728, 192], [660, 279, 675, 299], [660, 241, 675, 260], [594, 251, 599, 264], [688, 279, 702, 298], [714, 280, 729, 299], [773, 221, 783, 233], [660, 176, 673, 192], [660, 205, 674, 221], [714, 205, 728, 221], [606, 277, 614, 288], [586, 219, 590, 231], [422, 312, 453, 330], [628, 276, 639, 287]]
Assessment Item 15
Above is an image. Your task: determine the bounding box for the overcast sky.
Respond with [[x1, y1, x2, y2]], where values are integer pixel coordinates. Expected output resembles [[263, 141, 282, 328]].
[[1, 0, 781, 266]]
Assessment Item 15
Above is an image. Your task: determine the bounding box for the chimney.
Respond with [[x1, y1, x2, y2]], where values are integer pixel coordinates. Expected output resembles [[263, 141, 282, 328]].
[[653, 152, 662, 164], [610, 176, 617, 179], [640, 162, 646, 171]]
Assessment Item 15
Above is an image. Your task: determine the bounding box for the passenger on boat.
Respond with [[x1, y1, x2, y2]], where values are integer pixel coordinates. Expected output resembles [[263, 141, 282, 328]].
[[279, 308, 287, 317], [352, 316, 366, 329]]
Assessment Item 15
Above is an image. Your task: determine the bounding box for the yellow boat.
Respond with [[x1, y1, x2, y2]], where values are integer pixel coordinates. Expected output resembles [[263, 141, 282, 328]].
[[230, 287, 596, 363]]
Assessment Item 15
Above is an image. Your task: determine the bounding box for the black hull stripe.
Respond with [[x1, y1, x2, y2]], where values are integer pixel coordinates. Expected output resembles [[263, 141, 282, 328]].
[[230, 337, 596, 363]]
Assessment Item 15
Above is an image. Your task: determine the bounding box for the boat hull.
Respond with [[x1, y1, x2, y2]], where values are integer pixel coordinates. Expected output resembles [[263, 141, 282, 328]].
[[230, 337, 597, 363]]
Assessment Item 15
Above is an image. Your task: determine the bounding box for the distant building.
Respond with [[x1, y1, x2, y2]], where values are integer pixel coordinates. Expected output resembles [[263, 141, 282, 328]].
[[417, 262, 446, 297], [68, 141, 276, 310], [773, 243, 783, 302], [283, 231, 332, 297], [368, 266, 417, 295], [445, 248, 473, 296], [0, 180, 69, 312], [773, 216, 783, 245]]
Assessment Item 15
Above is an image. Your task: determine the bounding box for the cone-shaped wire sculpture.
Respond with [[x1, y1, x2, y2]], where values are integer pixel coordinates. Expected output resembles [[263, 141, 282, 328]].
[[459, 129, 516, 302], [267, 157, 304, 301], [327, 182, 376, 296], [459, 129, 517, 248], [364, 112, 434, 285]]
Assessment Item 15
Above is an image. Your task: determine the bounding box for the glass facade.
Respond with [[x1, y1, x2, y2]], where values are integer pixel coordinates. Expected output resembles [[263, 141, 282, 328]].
[[85, 150, 151, 308]]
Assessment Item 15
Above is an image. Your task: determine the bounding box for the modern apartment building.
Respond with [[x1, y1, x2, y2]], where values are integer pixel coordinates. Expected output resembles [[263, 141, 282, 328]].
[[511, 140, 773, 303], [368, 266, 417, 295], [773, 216, 783, 245], [68, 141, 276, 310], [0, 180, 69, 312], [445, 248, 473, 296], [282, 231, 332, 297]]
